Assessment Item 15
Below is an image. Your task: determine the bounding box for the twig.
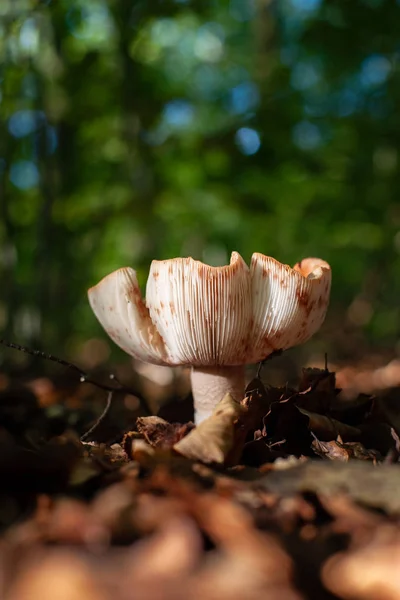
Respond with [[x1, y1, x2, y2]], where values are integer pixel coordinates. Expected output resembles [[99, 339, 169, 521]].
[[81, 391, 114, 441], [0, 339, 83, 373], [256, 361, 264, 379], [256, 349, 283, 379], [267, 438, 287, 449], [0, 338, 152, 415]]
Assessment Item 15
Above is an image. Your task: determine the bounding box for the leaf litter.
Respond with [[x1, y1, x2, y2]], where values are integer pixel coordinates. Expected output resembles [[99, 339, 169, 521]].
[[1, 348, 400, 599]]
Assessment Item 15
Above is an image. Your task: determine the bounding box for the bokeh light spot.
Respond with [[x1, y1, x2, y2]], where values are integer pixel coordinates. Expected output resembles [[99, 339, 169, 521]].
[[360, 54, 391, 87], [292, 120, 322, 150], [8, 110, 43, 138], [229, 81, 259, 114], [194, 23, 224, 62], [289, 0, 322, 13], [19, 18, 39, 54], [163, 100, 194, 129], [291, 61, 320, 91], [235, 127, 261, 155], [9, 160, 39, 190]]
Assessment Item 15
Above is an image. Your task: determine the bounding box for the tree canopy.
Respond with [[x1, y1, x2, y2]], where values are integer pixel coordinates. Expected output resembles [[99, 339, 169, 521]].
[[1, 0, 400, 366]]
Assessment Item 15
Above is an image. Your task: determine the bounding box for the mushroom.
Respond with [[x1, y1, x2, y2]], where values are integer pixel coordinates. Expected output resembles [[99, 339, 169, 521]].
[[88, 252, 331, 423]]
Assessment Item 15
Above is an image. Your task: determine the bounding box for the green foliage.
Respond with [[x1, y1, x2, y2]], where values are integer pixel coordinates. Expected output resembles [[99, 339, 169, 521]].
[[1, 0, 400, 363]]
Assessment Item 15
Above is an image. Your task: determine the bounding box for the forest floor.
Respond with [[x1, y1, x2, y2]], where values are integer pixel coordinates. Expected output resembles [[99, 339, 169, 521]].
[[1, 350, 400, 600]]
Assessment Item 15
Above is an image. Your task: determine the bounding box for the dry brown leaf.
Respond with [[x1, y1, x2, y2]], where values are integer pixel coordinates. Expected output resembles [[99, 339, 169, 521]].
[[124, 517, 202, 580], [257, 461, 400, 513], [312, 437, 380, 463], [5, 551, 106, 600], [299, 407, 362, 442], [132, 494, 189, 535], [322, 525, 400, 600], [112, 517, 202, 600], [312, 439, 351, 461], [319, 495, 384, 536], [136, 416, 194, 448], [189, 551, 302, 600], [187, 494, 302, 600], [131, 438, 156, 454], [173, 394, 244, 464]]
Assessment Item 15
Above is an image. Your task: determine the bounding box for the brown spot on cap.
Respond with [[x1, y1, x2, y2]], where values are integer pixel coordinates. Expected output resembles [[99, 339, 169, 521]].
[[296, 287, 309, 307]]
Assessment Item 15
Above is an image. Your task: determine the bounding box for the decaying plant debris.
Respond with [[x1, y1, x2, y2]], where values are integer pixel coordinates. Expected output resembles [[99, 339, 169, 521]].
[[1, 347, 400, 600]]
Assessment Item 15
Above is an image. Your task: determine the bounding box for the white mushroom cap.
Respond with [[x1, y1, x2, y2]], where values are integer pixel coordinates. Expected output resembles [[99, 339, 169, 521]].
[[87, 267, 167, 364], [88, 252, 331, 367], [145, 251, 250, 366], [248, 255, 331, 363]]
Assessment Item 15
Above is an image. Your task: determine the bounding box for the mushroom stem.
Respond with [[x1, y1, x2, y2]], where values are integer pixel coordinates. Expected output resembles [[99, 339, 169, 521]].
[[191, 365, 246, 424]]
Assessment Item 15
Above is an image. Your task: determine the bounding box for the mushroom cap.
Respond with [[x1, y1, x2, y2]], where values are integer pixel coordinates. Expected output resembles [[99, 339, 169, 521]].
[[247, 254, 331, 363], [88, 252, 331, 367], [87, 267, 167, 365]]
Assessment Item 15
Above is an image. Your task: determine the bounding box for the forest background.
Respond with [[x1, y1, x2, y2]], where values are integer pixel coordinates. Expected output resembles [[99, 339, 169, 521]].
[[1, 0, 400, 376]]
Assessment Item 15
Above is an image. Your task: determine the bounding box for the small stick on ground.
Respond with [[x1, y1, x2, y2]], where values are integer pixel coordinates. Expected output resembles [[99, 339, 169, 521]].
[[0, 338, 151, 415], [256, 349, 283, 379], [81, 390, 114, 442]]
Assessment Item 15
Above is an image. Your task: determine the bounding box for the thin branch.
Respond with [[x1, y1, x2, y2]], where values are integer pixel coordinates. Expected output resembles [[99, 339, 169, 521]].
[[1, 339, 82, 372], [0, 338, 152, 415], [81, 391, 114, 442], [256, 361, 263, 380], [256, 349, 283, 379]]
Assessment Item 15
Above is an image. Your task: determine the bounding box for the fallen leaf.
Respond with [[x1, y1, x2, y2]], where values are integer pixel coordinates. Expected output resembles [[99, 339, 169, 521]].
[[299, 366, 337, 394], [263, 396, 313, 456], [322, 525, 400, 600], [312, 438, 351, 461], [299, 408, 362, 442], [188, 494, 302, 600], [6, 551, 107, 600], [257, 460, 400, 513], [136, 416, 194, 449], [173, 394, 244, 464], [311, 436, 380, 463]]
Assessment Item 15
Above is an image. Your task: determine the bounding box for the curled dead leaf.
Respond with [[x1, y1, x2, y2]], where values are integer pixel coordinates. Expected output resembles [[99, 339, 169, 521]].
[[312, 436, 380, 463], [173, 394, 244, 464], [312, 438, 351, 462], [299, 366, 336, 394], [136, 416, 194, 448], [298, 408, 361, 442], [129, 439, 156, 462]]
